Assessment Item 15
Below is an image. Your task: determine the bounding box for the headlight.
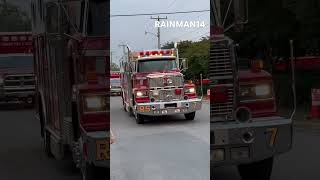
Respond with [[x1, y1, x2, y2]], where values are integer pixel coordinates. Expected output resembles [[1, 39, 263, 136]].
[[239, 84, 272, 100], [136, 91, 143, 97], [152, 90, 159, 96], [255, 84, 270, 96], [185, 87, 195, 93], [136, 90, 148, 97], [83, 95, 107, 112], [189, 87, 195, 93]]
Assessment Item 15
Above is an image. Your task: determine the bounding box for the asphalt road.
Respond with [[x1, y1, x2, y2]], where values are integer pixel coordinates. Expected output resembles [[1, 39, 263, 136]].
[[0, 103, 79, 180], [110, 97, 210, 180], [212, 127, 320, 180]]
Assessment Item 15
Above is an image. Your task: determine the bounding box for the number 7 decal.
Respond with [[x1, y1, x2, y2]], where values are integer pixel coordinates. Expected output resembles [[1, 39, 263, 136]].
[[266, 128, 278, 148]]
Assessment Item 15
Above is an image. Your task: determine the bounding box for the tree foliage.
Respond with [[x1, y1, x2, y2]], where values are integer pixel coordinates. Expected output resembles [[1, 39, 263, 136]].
[[0, 3, 31, 32], [228, 0, 320, 58], [111, 62, 120, 71], [162, 37, 209, 80]]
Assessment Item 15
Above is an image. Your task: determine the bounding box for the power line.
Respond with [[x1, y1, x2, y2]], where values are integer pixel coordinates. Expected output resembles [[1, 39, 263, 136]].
[[111, 9, 210, 17]]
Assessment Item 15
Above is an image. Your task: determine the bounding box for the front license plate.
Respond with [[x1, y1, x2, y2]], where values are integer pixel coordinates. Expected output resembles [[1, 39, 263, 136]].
[[96, 139, 109, 160]]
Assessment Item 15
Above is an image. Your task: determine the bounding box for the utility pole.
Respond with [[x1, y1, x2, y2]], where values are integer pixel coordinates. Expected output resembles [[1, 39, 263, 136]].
[[119, 44, 128, 61], [150, 16, 167, 49], [110, 51, 113, 68]]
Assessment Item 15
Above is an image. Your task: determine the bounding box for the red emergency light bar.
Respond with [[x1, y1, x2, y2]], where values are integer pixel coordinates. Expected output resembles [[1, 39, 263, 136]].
[[0, 32, 33, 54], [111, 72, 120, 78], [137, 49, 175, 58]]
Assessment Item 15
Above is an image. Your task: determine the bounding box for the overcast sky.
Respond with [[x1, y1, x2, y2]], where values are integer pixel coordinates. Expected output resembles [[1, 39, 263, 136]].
[[8, 0, 210, 65], [110, 0, 210, 65]]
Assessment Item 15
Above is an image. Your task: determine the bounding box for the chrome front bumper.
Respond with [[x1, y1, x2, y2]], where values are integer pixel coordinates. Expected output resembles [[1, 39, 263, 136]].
[[211, 116, 293, 167], [135, 98, 202, 116]]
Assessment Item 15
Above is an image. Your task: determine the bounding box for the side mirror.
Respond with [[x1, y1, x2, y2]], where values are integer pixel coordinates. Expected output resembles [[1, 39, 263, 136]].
[[180, 59, 188, 70]]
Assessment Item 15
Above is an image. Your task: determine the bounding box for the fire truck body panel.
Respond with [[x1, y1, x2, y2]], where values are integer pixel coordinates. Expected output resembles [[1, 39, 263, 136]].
[[31, 0, 109, 175], [0, 32, 35, 103]]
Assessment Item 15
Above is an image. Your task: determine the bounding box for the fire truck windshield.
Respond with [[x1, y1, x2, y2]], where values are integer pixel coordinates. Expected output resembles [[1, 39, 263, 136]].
[[0, 55, 33, 69], [137, 58, 177, 73]]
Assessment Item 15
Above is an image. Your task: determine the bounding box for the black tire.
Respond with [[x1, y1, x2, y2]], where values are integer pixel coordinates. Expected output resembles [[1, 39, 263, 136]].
[[237, 157, 274, 180], [135, 113, 145, 124], [43, 130, 53, 158], [81, 163, 108, 180], [184, 112, 196, 120]]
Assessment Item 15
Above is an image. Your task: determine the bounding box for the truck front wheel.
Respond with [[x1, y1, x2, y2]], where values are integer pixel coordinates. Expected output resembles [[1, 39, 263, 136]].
[[237, 157, 274, 180], [184, 112, 196, 120], [135, 113, 145, 124]]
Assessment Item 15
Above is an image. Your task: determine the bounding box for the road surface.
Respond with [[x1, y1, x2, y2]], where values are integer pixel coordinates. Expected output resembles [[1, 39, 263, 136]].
[[0, 103, 79, 180], [110, 97, 210, 180], [212, 127, 320, 180]]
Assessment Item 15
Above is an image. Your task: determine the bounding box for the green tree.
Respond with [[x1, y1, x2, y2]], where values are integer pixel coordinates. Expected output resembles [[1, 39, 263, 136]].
[[111, 62, 120, 71], [0, 3, 31, 32], [162, 37, 209, 80]]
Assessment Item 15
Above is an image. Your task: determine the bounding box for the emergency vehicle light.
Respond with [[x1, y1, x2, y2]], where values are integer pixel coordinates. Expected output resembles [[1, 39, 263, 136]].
[[137, 49, 175, 58]]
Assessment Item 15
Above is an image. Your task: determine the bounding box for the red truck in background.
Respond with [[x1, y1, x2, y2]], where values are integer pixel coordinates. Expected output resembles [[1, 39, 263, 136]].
[[0, 32, 35, 104], [31, 0, 109, 179], [110, 71, 121, 96]]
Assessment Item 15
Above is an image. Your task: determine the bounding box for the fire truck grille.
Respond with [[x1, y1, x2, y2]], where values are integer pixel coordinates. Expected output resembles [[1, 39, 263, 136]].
[[4, 75, 35, 88], [210, 44, 233, 80], [210, 85, 234, 120], [148, 75, 184, 88], [210, 39, 235, 121], [150, 88, 184, 102]]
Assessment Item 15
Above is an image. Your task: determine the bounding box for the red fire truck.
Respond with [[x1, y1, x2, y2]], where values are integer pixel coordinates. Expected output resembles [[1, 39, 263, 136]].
[[110, 71, 121, 96], [31, 0, 109, 179], [120, 47, 202, 124], [211, 0, 295, 179], [0, 32, 35, 104]]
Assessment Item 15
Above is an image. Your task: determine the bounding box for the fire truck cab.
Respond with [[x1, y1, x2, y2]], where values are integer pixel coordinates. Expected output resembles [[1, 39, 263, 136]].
[[121, 48, 202, 124], [0, 32, 35, 104]]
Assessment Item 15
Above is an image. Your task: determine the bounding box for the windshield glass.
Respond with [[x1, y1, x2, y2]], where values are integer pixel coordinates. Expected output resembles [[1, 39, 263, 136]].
[[138, 58, 177, 73], [0, 56, 33, 69], [110, 79, 120, 86]]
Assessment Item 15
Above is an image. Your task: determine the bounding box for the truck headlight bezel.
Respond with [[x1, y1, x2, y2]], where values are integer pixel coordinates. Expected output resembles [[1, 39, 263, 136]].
[[239, 83, 273, 101]]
